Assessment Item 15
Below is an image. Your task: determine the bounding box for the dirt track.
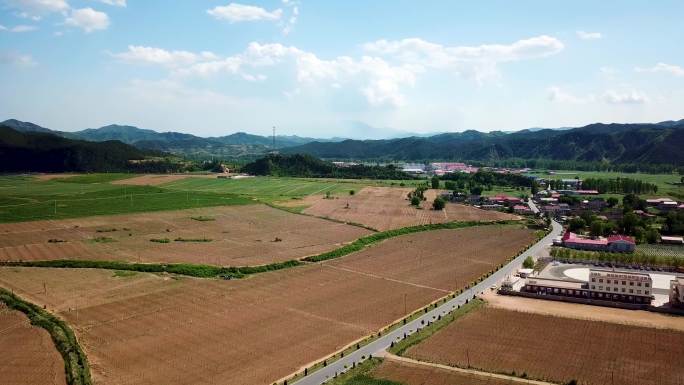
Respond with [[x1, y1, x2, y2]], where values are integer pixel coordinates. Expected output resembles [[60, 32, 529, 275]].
[[0, 204, 371, 266], [0, 303, 67, 385], [302, 187, 520, 230]]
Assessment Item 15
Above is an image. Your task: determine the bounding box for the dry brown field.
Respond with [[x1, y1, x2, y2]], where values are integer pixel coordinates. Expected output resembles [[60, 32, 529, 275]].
[[327, 226, 536, 291], [110, 174, 197, 186], [0, 204, 370, 266], [0, 303, 67, 385], [372, 358, 518, 385], [0, 266, 443, 385], [405, 307, 684, 385], [481, 290, 684, 332], [34, 173, 84, 181], [302, 187, 520, 231], [0, 225, 527, 385]]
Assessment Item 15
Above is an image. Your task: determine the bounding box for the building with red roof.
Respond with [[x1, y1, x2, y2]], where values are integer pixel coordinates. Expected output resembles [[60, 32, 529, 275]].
[[561, 232, 635, 252]]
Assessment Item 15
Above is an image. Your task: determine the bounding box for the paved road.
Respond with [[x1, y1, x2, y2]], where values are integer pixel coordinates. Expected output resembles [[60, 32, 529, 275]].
[[293, 216, 562, 385]]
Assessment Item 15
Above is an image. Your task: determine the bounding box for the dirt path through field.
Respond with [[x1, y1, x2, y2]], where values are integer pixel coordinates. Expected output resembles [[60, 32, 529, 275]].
[[381, 353, 555, 385]]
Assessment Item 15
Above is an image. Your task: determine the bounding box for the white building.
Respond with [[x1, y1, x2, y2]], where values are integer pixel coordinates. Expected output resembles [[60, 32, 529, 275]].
[[588, 269, 653, 304]]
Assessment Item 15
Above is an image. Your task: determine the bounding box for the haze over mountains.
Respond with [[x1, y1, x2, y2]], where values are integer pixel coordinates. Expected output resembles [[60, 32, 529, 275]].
[[2, 118, 683, 166]]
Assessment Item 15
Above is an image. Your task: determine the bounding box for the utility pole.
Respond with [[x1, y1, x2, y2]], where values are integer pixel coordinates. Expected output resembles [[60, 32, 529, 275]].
[[404, 293, 407, 315]]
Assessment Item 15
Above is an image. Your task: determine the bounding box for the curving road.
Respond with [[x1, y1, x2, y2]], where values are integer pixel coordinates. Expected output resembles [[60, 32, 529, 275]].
[[293, 205, 562, 385]]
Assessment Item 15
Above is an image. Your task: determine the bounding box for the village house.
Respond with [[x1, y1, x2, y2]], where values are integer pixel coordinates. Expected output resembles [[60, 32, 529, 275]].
[[561, 232, 636, 252]]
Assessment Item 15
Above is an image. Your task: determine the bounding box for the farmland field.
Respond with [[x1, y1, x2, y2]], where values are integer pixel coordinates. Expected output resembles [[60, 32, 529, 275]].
[[0, 174, 418, 223], [326, 225, 536, 291], [0, 303, 67, 385], [636, 244, 684, 258], [371, 358, 517, 385], [0, 175, 251, 223], [0, 225, 526, 385], [302, 187, 520, 231], [0, 204, 371, 266], [405, 306, 684, 385]]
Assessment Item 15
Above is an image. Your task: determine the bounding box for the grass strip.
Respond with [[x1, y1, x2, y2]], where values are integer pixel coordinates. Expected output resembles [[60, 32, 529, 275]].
[[0, 288, 92, 385], [389, 298, 484, 356], [323, 358, 403, 385], [0, 259, 303, 279], [303, 221, 517, 263]]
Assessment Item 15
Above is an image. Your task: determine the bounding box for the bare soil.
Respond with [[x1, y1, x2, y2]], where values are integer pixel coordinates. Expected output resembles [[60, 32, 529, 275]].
[[372, 358, 520, 385], [327, 226, 536, 291], [482, 290, 684, 332], [0, 226, 529, 385], [406, 306, 684, 385], [34, 173, 83, 181], [0, 204, 371, 266], [302, 187, 520, 231], [0, 303, 67, 385]]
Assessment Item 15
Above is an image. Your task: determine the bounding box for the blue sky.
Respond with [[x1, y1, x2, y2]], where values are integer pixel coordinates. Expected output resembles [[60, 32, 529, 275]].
[[1, 1, 683, 138]]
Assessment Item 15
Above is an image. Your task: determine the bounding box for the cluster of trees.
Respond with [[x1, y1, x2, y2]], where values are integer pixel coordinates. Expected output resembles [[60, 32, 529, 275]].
[[551, 248, 683, 268], [484, 158, 684, 175], [242, 154, 410, 179], [581, 177, 658, 194], [567, 193, 680, 244], [440, 171, 531, 197]]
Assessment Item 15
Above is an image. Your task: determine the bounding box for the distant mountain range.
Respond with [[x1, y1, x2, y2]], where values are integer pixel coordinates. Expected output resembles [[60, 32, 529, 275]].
[[0, 119, 341, 159], [281, 120, 684, 166], [2, 118, 683, 166]]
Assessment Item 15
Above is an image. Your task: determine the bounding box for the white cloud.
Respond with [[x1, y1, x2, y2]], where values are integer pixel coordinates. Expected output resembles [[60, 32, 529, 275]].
[[547, 86, 594, 104], [602, 90, 648, 104], [9, 24, 38, 32], [0, 52, 37, 67], [4, 0, 70, 16], [0, 25, 6, 30], [281, 0, 299, 35], [363, 35, 564, 83], [635, 62, 684, 77], [576, 31, 602, 40], [98, 0, 125, 6], [113, 46, 218, 68], [207, 3, 282, 23], [64, 7, 109, 32]]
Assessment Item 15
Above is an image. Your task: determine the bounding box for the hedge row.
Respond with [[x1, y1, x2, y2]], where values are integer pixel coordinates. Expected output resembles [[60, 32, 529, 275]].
[[303, 220, 517, 263], [0, 259, 303, 279], [0, 288, 92, 385]]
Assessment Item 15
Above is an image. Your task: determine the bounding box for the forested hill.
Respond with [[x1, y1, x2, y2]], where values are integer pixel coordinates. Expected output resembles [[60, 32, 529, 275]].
[[243, 154, 409, 179], [283, 120, 684, 166], [0, 125, 157, 172]]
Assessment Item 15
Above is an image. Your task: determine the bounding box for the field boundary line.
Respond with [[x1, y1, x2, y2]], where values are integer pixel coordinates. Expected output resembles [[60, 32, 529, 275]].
[[324, 264, 450, 293], [383, 353, 558, 385]]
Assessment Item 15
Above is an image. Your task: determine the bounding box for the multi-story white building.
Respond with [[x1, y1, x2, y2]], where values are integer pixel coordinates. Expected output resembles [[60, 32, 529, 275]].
[[588, 269, 653, 304], [670, 277, 684, 308]]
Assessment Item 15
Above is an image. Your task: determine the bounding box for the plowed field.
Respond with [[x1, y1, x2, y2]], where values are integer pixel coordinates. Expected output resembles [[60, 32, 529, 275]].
[[0, 204, 370, 266], [406, 307, 684, 385], [0, 303, 67, 385]]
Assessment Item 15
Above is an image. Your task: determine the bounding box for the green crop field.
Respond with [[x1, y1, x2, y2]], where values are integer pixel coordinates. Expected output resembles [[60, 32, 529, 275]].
[[0, 175, 251, 223], [526, 170, 684, 199], [0, 174, 420, 223], [161, 176, 420, 202]]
